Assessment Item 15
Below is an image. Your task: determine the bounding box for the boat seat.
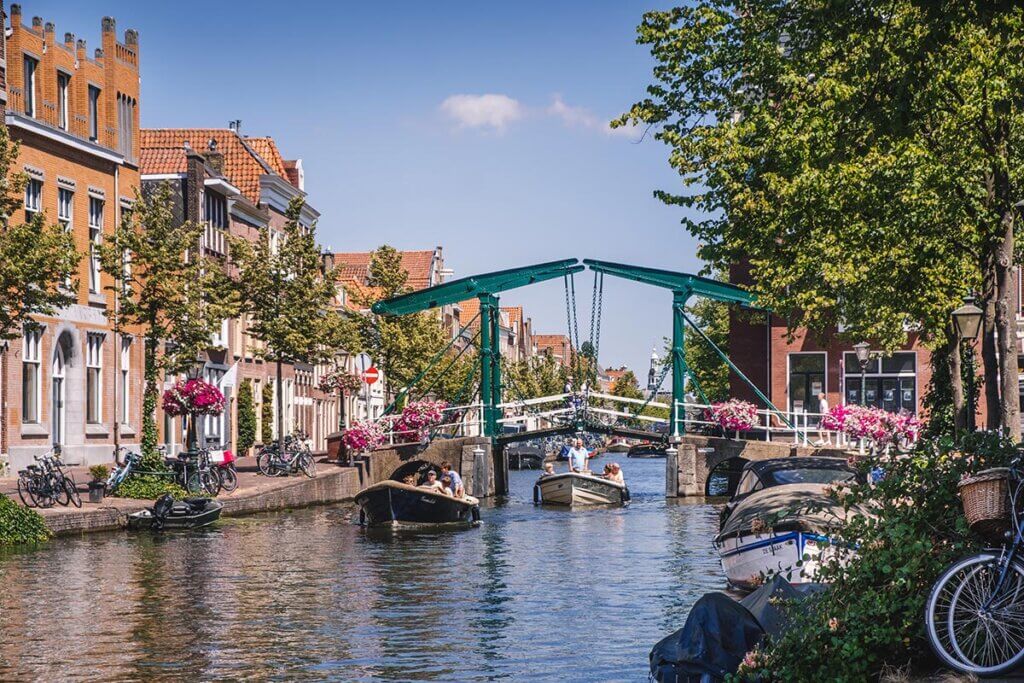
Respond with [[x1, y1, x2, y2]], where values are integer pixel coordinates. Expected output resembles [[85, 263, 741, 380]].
[[170, 502, 192, 516]]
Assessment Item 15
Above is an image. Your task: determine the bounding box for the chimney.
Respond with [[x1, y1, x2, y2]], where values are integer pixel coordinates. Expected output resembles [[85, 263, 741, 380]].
[[64, 32, 74, 48], [203, 138, 224, 175], [228, 119, 242, 134]]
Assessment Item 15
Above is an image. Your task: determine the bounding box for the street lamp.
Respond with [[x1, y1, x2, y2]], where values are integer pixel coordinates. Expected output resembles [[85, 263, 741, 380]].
[[853, 341, 871, 407], [184, 355, 205, 455], [952, 295, 983, 433]]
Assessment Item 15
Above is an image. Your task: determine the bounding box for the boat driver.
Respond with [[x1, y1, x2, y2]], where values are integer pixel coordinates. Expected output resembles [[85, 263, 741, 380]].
[[568, 438, 589, 473], [421, 470, 444, 491]]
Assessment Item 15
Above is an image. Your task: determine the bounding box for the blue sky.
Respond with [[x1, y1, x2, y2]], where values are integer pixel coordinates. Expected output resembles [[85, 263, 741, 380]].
[[31, 1, 702, 379]]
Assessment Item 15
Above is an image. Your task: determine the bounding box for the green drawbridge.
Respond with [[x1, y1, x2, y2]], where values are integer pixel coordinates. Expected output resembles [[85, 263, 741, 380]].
[[371, 258, 792, 442]]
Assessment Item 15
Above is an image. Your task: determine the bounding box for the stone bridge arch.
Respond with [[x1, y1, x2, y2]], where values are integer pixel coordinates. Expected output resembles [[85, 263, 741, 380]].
[[358, 436, 498, 498]]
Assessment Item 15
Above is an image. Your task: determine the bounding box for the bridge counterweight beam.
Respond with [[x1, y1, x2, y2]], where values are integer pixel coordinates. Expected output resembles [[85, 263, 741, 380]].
[[478, 294, 500, 438], [672, 290, 690, 437]]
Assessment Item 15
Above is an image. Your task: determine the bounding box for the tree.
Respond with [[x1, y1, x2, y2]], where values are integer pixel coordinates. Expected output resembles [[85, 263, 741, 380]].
[[611, 370, 643, 399], [619, 3, 1023, 437], [234, 196, 343, 455], [237, 379, 256, 456], [506, 353, 567, 400], [346, 245, 453, 404], [261, 381, 275, 444], [99, 183, 237, 458], [683, 297, 730, 403]]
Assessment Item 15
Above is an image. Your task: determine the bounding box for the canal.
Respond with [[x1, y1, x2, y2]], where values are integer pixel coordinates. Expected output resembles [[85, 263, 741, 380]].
[[0, 454, 725, 681]]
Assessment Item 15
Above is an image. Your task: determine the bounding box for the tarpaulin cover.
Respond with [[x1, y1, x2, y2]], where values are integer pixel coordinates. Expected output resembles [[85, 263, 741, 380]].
[[716, 483, 865, 540], [649, 576, 824, 682]]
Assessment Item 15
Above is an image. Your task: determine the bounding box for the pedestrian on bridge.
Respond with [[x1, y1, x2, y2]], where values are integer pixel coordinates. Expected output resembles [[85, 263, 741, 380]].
[[568, 438, 589, 473]]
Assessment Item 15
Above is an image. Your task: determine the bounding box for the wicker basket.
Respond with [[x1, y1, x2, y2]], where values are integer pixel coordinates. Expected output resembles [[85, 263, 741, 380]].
[[959, 468, 1011, 541]]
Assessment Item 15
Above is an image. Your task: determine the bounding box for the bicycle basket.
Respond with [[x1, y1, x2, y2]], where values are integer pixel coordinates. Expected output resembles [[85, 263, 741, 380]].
[[959, 468, 1011, 541]]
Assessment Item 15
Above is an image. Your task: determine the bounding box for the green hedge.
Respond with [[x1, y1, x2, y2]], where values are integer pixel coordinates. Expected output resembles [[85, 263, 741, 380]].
[[0, 496, 51, 546], [113, 474, 190, 500]]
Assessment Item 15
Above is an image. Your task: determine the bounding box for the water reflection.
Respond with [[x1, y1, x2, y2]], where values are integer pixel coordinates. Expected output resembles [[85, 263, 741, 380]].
[[0, 455, 724, 681]]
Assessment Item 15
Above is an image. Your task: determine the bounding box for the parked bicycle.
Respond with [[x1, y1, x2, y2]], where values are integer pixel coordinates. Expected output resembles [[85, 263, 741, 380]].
[[17, 447, 80, 508], [926, 454, 1024, 676], [106, 446, 144, 495], [257, 433, 315, 478], [169, 448, 221, 496]]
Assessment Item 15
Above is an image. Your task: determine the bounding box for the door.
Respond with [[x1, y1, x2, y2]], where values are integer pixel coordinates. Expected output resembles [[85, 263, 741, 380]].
[[51, 345, 65, 446]]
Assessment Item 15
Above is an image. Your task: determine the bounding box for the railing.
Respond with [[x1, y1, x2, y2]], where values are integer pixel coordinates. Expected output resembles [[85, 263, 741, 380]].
[[377, 403, 485, 446], [672, 401, 845, 446]]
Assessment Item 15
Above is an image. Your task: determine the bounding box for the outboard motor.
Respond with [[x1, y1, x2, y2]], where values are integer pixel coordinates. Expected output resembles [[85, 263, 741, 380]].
[[153, 493, 175, 525]]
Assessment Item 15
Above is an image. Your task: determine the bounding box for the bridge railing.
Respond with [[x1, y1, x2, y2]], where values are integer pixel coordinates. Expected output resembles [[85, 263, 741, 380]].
[[377, 402, 486, 445], [674, 401, 853, 447]]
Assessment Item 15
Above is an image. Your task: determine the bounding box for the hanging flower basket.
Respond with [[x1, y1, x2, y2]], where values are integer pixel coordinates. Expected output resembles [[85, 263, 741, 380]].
[[318, 369, 362, 394], [393, 399, 448, 441], [342, 419, 386, 452], [162, 378, 226, 417], [704, 399, 758, 433]]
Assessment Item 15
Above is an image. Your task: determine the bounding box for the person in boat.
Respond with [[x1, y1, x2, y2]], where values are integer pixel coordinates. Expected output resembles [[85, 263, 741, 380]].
[[439, 474, 455, 497], [420, 470, 445, 492], [402, 474, 417, 486], [568, 438, 589, 473], [440, 461, 464, 498], [542, 463, 555, 476], [605, 462, 625, 485]]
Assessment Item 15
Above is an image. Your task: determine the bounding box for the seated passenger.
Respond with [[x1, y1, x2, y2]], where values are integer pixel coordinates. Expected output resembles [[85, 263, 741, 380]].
[[402, 474, 417, 486], [440, 461, 464, 498], [420, 470, 444, 491], [606, 462, 625, 485], [439, 474, 455, 497], [542, 463, 556, 476]]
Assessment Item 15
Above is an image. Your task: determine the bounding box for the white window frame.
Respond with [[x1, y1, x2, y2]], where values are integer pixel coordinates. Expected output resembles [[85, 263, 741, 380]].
[[842, 350, 918, 412], [88, 85, 101, 142], [23, 54, 37, 118], [86, 333, 104, 424], [57, 71, 70, 131], [120, 337, 131, 425], [22, 327, 42, 423], [89, 197, 104, 293], [24, 177, 41, 219], [202, 368, 227, 445], [786, 351, 827, 416]]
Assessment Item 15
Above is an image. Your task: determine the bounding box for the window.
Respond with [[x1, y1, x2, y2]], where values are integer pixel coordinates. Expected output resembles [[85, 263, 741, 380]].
[[116, 93, 136, 159], [58, 188, 73, 288], [89, 198, 103, 292], [202, 368, 226, 445], [21, 327, 41, 423], [24, 178, 41, 219], [86, 334, 104, 424], [843, 351, 917, 413], [57, 72, 70, 130], [211, 318, 229, 349], [788, 353, 826, 416], [202, 190, 228, 254], [120, 337, 131, 424], [88, 86, 101, 141], [23, 54, 37, 117]]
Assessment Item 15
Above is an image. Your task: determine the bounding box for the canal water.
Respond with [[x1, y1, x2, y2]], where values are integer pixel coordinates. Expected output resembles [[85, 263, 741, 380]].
[[0, 454, 725, 681]]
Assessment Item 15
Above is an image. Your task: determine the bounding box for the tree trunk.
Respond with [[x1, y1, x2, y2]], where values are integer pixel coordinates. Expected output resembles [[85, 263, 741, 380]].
[[994, 206, 1020, 440], [981, 254, 1001, 430], [947, 324, 967, 438], [276, 358, 285, 456]]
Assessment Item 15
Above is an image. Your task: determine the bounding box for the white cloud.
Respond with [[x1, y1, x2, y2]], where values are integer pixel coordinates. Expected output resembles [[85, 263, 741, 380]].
[[440, 94, 524, 132], [547, 94, 639, 138]]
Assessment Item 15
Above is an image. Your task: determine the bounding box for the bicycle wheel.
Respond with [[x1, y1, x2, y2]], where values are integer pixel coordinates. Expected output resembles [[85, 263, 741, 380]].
[[185, 470, 204, 495], [51, 475, 71, 506], [926, 552, 1024, 676], [201, 469, 221, 496], [17, 477, 36, 507], [33, 479, 56, 508], [217, 466, 238, 492], [257, 451, 275, 477], [63, 477, 82, 508], [298, 453, 316, 479]]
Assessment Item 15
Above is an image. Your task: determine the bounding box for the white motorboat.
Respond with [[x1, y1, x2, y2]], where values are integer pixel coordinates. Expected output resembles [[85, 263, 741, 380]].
[[713, 457, 866, 589], [533, 472, 629, 506]]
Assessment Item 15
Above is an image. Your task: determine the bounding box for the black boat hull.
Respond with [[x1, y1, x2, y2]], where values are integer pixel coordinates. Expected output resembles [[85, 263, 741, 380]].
[[356, 482, 480, 529], [128, 500, 223, 530], [508, 449, 544, 470]]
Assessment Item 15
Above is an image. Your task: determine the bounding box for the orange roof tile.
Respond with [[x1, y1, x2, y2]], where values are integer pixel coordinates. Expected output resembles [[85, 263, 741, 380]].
[[501, 306, 523, 327], [332, 250, 437, 291], [140, 128, 294, 204], [458, 299, 481, 330]]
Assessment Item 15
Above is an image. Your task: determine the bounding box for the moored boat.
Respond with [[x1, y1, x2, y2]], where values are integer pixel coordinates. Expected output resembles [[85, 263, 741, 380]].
[[606, 439, 631, 453], [627, 442, 666, 458], [356, 480, 481, 529], [128, 495, 224, 530], [507, 445, 545, 470], [713, 457, 866, 589], [533, 472, 630, 506]]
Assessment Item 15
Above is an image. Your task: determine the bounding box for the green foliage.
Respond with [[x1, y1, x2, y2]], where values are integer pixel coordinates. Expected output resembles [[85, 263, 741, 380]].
[[610, 370, 643, 400], [237, 379, 257, 455], [88, 464, 109, 482], [506, 353, 567, 400], [113, 475, 189, 501], [0, 121, 77, 340], [746, 433, 1015, 681], [99, 183, 240, 458], [0, 496, 50, 546], [261, 381, 275, 443], [682, 293, 731, 402]]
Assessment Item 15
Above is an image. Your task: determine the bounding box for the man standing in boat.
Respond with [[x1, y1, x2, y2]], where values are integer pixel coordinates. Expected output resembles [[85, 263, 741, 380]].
[[568, 438, 589, 473]]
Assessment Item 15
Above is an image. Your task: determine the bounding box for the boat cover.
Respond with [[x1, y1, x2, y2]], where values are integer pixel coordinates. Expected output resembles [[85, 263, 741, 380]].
[[717, 483, 868, 540], [649, 575, 824, 682]]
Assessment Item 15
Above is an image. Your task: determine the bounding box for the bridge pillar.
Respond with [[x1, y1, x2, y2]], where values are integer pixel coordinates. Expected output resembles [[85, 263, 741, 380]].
[[666, 442, 699, 497]]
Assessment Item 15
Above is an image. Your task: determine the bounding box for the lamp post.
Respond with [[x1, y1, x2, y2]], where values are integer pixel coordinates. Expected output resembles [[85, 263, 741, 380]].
[[952, 295, 984, 432], [184, 357, 204, 456], [853, 341, 871, 407], [647, 347, 659, 398]]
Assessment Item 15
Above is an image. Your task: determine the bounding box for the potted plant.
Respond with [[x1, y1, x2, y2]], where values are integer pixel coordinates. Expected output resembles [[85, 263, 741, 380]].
[[88, 464, 109, 503]]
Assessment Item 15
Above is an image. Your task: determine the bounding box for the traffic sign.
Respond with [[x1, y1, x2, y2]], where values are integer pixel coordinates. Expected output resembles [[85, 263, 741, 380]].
[[362, 366, 380, 385]]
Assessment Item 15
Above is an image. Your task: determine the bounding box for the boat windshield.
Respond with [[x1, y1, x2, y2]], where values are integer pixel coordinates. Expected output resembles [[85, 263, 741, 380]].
[[768, 468, 854, 486]]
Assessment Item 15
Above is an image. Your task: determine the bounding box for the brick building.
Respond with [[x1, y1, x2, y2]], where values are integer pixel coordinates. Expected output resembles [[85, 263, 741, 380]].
[[1, 6, 144, 468], [728, 263, 933, 423], [535, 334, 573, 367], [140, 126, 337, 454]]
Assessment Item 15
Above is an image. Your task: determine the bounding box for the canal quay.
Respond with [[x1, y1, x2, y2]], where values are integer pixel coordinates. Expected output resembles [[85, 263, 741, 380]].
[[0, 454, 723, 682]]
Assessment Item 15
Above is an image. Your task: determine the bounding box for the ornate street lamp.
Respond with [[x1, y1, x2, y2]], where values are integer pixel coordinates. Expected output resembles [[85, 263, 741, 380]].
[[184, 355, 205, 455], [952, 295, 983, 433], [853, 341, 871, 407]]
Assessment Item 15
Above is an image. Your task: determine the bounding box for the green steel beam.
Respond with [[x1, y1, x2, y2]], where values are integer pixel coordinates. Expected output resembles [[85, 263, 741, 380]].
[[371, 259, 584, 315], [478, 294, 500, 438], [583, 259, 756, 307], [672, 291, 688, 436]]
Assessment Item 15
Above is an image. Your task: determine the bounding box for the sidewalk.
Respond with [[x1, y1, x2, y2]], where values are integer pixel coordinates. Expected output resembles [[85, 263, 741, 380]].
[[1, 456, 362, 536]]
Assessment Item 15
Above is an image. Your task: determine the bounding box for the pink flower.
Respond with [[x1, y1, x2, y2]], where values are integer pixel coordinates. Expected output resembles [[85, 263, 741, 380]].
[[706, 399, 758, 432], [162, 378, 225, 416], [828, 617, 840, 632]]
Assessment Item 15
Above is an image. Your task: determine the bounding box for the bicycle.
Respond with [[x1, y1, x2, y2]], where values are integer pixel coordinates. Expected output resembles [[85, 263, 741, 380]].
[[170, 448, 221, 496], [106, 447, 143, 495], [926, 454, 1024, 676], [257, 434, 315, 478], [43, 449, 81, 508], [17, 448, 80, 508]]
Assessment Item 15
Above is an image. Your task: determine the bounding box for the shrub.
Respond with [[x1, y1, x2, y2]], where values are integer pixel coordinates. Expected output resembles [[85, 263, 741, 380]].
[[0, 496, 51, 546], [113, 474, 189, 500], [261, 382, 275, 443], [237, 379, 256, 456], [740, 432, 1014, 682], [88, 464, 110, 482]]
